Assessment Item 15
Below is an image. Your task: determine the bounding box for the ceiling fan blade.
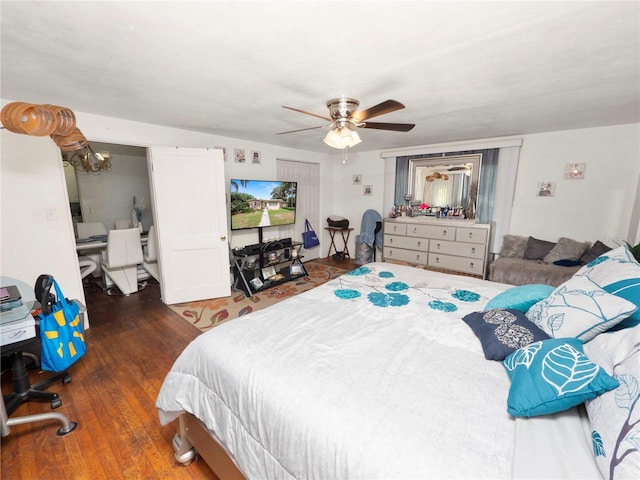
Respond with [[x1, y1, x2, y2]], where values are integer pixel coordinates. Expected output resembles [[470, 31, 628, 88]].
[[282, 106, 331, 122], [352, 100, 405, 122], [361, 122, 415, 132], [277, 125, 326, 135]]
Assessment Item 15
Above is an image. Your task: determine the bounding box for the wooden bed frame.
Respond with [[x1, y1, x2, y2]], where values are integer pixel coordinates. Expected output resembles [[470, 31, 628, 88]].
[[173, 413, 246, 480]]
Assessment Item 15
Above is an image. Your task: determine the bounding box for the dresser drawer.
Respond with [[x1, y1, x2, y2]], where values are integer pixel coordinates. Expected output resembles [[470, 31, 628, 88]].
[[384, 247, 428, 265], [384, 221, 407, 236], [406, 224, 455, 240], [456, 227, 488, 244], [384, 234, 428, 251], [428, 253, 485, 275], [430, 239, 485, 259]]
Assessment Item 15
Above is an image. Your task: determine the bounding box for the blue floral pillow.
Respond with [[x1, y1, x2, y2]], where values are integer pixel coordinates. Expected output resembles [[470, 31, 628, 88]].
[[525, 276, 637, 342], [463, 309, 550, 361], [574, 245, 640, 330], [503, 338, 619, 417], [485, 284, 555, 312]]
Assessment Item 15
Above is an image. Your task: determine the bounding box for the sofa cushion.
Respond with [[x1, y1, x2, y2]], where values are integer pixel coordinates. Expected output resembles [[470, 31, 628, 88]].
[[579, 240, 612, 264], [498, 235, 528, 258], [543, 237, 590, 264], [523, 237, 557, 260]]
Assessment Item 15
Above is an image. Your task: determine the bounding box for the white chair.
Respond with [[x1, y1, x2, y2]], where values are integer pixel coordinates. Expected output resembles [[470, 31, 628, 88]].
[[115, 219, 131, 229], [101, 228, 144, 295], [142, 225, 160, 282], [76, 222, 107, 239], [77, 256, 97, 280]]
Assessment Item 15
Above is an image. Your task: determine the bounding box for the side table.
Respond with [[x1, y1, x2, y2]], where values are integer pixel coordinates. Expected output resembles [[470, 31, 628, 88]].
[[325, 227, 354, 260]]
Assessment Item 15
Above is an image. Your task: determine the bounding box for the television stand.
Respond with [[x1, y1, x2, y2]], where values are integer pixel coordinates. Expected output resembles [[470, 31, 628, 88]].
[[232, 240, 306, 297]]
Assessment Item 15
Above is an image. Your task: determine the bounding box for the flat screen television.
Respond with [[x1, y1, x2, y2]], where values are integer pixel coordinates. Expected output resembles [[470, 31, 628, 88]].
[[230, 179, 297, 235]]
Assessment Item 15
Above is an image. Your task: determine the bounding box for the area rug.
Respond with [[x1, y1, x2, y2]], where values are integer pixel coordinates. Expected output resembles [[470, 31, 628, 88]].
[[169, 261, 349, 333]]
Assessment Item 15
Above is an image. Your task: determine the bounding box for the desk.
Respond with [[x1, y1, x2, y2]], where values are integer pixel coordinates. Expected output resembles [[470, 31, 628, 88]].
[[325, 227, 354, 260]]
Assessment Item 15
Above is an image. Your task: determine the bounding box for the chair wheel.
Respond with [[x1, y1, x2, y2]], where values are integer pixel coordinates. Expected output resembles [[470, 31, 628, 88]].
[[62, 375, 72, 385], [51, 398, 62, 409]]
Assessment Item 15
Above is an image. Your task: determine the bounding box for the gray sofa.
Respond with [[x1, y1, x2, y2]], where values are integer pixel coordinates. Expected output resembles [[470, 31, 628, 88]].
[[488, 235, 611, 287]]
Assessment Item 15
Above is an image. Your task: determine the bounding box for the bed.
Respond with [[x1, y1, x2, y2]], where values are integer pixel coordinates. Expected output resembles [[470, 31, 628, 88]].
[[157, 255, 640, 479]]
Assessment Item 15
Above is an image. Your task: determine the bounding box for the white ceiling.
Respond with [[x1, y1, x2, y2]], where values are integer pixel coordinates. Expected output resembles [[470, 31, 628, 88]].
[[2, 1, 639, 153]]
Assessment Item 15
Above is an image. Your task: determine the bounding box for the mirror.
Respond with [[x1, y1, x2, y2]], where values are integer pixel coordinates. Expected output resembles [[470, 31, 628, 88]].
[[408, 154, 481, 218]]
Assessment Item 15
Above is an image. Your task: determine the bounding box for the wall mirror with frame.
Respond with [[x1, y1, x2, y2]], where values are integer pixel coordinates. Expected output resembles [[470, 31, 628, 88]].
[[408, 154, 481, 218]]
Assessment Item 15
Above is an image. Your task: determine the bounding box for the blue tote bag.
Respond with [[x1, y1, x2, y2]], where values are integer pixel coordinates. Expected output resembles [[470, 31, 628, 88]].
[[39, 278, 86, 372], [302, 219, 320, 249]]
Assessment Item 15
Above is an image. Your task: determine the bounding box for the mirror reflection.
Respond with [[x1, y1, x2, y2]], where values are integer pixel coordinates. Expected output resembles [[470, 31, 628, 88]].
[[408, 154, 481, 218]]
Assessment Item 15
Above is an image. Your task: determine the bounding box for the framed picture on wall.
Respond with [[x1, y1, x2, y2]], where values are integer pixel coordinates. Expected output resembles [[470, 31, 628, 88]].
[[363, 185, 373, 196], [353, 174, 362, 185], [537, 181, 556, 197], [234, 149, 246, 163]]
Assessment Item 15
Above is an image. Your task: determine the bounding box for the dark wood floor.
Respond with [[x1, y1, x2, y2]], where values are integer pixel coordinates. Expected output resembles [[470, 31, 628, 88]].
[[1, 257, 356, 479]]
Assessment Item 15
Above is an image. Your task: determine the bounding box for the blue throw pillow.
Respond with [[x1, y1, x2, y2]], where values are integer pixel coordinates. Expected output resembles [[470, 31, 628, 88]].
[[463, 309, 550, 361], [485, 284, 555, 312], [502, 338, 619, 417]]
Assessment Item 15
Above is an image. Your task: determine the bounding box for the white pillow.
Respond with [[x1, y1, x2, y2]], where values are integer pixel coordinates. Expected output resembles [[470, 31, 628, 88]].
[[525, 276, 637, 342], [584, 325, 640, 480]]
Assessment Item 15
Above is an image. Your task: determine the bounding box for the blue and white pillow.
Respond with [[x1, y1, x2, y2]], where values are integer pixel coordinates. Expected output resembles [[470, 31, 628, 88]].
[[574, 245, 640, 330], [463, 309, 550, 361], [525, 276, 637, 342], [503, 338, 619, 417], [584, 325, 640, 480]]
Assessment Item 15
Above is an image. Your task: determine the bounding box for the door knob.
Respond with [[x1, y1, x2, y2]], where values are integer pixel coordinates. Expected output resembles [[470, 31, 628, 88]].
[[221, 235, 226, 241]]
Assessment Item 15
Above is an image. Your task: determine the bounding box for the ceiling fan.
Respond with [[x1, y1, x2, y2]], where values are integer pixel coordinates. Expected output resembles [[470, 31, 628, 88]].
[[278, 97, 415, 149]]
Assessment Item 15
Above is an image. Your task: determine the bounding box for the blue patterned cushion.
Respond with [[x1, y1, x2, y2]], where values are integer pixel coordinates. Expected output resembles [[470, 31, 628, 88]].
[[503, 338, 619, 417], [463, 309, 550, 361], [525, 276, 637, 342], [485, 284, 555, 312], [574, 245, 640, 330]]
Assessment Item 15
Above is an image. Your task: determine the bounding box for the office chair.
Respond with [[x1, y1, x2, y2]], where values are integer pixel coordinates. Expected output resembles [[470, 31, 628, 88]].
[[142, 225, 160, 282], [101, 228, 144, 295], [76, 221, 107, 239], [1, 275, 74, 422]]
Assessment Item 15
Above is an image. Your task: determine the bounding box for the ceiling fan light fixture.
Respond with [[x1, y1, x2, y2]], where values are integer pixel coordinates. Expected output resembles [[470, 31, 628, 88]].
[[323, 125, 361, 149]]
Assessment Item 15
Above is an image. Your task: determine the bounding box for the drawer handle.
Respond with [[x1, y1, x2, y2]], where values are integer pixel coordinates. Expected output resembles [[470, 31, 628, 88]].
[[389, 238, 393, 244], [442, 230, 447, 236], [417, 241, 421, 247], [413, 227, 418, 233], [435, 257, 440, 264], [469, 232, 473, 238], [416, 254, 421, 260], [470, 262, 475, 269], [471, 247, 476, 254], [436, 243, 441, 249]]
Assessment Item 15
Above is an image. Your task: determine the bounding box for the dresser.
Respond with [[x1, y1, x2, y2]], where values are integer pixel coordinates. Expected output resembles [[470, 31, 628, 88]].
[[383, 218, 491, 278]]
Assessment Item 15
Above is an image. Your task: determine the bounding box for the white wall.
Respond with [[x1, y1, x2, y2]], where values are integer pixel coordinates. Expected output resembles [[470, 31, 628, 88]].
[[1, 131, 85, 306], [509, 124, 640, 246]]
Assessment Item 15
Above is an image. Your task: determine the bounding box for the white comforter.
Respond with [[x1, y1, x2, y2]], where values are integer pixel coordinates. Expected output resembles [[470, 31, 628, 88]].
[[157, 262, 516, 479]]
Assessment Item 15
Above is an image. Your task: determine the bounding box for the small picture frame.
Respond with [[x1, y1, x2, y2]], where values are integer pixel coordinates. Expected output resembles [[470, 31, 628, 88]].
[[363, 185, 373, 196], [215, 146, 227, 161], [234, 148, 246, 163], [353, 174, 362, 185], [537, 181, 556, 197], [261, 266, 276, 279], [251, 151, 262, 164], [249, 277, 264, 290], [564, 163, 586, 180], [268, 251, 279, 264]]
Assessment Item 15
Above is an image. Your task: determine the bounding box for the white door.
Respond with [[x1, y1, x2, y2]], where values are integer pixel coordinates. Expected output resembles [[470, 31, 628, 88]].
[[149, 147, 230, 304]]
